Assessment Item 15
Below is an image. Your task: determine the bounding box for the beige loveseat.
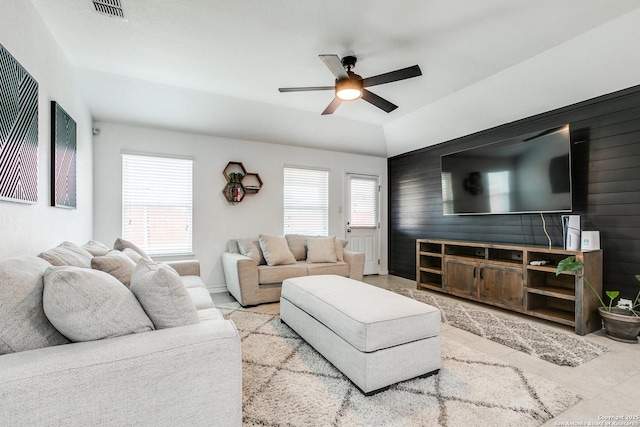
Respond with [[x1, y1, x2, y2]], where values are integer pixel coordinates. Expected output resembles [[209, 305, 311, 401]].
[[222, 234, 365, 306], [0, 239, 241, 427]]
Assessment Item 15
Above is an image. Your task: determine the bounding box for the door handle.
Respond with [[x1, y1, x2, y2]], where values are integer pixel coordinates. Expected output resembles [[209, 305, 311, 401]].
[[347, 228, 352, 233], [473, 267, 476, 278]]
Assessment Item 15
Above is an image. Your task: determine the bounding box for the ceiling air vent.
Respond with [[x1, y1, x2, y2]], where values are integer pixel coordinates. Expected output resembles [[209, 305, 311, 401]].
[[92, 0, 125, 19]]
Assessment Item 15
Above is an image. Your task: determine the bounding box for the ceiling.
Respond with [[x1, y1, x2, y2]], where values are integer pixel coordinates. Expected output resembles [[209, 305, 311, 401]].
[[29, 0, 640, 157]]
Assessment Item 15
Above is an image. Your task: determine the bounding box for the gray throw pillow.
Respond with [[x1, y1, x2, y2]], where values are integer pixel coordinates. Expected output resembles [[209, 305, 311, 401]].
[[0, 256, 70, 355], [258, 234, 297, 266], [121, 247, 143, 263], [82, 240, 111, 256], [38, 241, 93, 268], [285, 234, 310, 261], [43, 266, 154, 342], [237, 237, 266, 265], [91, 250, 137, 286], [306, 236, 338, 263], [129, 259, 200, 329], [114, 238, 152, 260], [335, 238, 349, 262]]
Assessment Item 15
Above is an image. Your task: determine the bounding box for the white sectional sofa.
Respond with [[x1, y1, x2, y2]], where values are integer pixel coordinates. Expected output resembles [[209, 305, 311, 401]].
[[0, 240, 242, 427]]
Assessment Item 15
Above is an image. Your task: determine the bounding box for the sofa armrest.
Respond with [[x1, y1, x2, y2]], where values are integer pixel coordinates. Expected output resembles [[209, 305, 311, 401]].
[[165, 259, 201, 277], [222, 252, 260, 306], [344, 250, 365, 281], [0, 321, 242, 427]]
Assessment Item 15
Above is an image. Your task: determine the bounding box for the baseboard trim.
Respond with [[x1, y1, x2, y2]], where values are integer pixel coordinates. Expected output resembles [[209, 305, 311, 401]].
[[207, 284, 228, 294]]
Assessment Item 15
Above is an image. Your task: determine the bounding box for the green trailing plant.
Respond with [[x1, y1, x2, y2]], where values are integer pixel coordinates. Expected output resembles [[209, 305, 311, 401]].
[[228, 172, 243, 183], [556, 256, 640, 317]]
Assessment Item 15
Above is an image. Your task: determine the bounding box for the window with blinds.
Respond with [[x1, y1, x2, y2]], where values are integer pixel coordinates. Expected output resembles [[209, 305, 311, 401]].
[[350, 176, 378, 228], [284, 167, 329, 236], [122, 154, 193, 256]]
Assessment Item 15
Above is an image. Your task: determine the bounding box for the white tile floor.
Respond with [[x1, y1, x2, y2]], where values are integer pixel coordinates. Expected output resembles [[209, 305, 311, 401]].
[[213, 274, 640, 425]]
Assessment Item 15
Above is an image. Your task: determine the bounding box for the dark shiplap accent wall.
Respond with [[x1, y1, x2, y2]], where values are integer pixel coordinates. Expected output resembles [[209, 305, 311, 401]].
[[388, 85, 640, 299]]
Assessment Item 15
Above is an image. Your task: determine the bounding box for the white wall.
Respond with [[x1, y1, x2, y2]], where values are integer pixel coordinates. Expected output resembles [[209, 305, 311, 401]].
[[92, 122, 388, 291], [0, 0, 93, 258]]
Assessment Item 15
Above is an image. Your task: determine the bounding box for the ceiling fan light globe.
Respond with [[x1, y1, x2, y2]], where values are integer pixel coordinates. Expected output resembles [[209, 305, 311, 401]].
[[335, 78, 363, 101], [336, 88, 362, 101]]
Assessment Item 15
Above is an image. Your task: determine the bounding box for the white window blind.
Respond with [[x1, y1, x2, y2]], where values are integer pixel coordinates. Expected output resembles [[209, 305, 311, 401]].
[[122, 154, 193, 256], [284, 167, 329, 236], [350, 177, 378, 228]]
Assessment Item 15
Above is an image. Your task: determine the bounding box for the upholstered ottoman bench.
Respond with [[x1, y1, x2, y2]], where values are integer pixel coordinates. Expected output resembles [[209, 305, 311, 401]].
[[280, 274, 441, 394]]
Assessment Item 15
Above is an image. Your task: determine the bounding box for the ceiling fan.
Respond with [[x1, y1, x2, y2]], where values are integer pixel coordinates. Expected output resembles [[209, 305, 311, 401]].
[[278, 55, 422, 115]]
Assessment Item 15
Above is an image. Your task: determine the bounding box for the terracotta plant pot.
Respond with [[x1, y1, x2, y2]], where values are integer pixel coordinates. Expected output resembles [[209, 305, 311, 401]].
[[598, 307, 640, 343]]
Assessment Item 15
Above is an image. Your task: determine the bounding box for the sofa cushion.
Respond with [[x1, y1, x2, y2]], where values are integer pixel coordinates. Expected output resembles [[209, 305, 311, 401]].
[[129, 259, 200, 329], [237, 237, 266, 265], [0, 256, 70, 355], [305, 261, 350, 277], [258, 262, 308, 284], [43, 266, 154, 342], [82, 240, 111, 256], [285, 234, 310, 261], [335, 238, 349, 262], [258, 234, 296, 266], [306, 236, 337, 263], [114, 238, 152, 261], [187, 287, 215, 310], [38, 241, 93, 268], [121, 247, 143, 263], [91, 250, 137, 286]]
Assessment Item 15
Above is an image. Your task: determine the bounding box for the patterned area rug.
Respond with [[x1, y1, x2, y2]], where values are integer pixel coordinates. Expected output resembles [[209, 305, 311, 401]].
[[394, 288, 608, 367], [217, 302, 581, 427]]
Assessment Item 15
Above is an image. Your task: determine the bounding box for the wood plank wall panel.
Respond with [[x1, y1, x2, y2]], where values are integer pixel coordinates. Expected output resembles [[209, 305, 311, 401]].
[[388, 85, 640, 299]]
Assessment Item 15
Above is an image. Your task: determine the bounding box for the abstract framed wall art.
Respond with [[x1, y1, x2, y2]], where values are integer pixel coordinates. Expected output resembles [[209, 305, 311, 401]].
[[0, 43, 39, 204], [51, 101, 77, 208]]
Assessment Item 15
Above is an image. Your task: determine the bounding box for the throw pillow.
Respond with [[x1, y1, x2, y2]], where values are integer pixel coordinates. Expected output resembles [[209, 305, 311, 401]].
[[91, 250, 137, 286], [113, 238, 152, 260], [82, 240, 111, 256], [0, 256, 70, 355], [237, 237, 266, 265], [306, 236, 337, 263], [335, 238, 349, 262], [285, 234, 310, 261], [38, 241, 93, 268], [43, 266, 154, 342], [129, 258, 200, 329], [121, 247, 143, 263], [258, 234, 297, 266]]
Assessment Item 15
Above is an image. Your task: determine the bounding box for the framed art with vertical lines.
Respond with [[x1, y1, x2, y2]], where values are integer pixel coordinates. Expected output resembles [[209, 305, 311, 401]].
[[0, 43, 39, 204], [51, 101, 77, 208]]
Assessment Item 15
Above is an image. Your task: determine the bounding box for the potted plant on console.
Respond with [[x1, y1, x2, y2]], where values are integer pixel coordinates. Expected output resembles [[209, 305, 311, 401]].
[[556, 256, 640, 343]]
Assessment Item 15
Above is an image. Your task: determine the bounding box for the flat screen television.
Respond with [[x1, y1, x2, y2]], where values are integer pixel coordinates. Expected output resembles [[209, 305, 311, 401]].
[[440, 124, 572, 215]]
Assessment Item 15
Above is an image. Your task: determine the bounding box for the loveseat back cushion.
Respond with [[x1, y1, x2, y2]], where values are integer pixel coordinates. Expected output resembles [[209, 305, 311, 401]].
[[43, 266, 154, 342], [38, 241, 93, 268], [0, 256, 70, 355], [130, 259, 200, 329], [237, 237, 266, 265], [82, 240, 111, 256], [285, 234, 310, 261], [258, 234, 297, 266], [91, 250, 137, 286], [306, 236, 337, 263]]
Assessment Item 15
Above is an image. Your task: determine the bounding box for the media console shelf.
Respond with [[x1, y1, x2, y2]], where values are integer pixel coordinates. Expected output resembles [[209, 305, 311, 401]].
[[416, 239, 603, 335]]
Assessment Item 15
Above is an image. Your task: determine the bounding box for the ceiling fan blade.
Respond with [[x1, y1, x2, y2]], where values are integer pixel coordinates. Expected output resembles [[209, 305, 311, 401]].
[[362, 65, 422, 87], [319, 54, 348, 80], [361, 89, 398, 113], [279, 86, 334, 92], [321, 97, 342, 115]]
